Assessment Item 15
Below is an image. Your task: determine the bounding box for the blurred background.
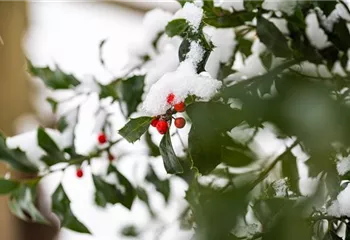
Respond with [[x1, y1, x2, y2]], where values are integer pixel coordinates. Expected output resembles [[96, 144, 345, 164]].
[[0, 1, 185, 240]]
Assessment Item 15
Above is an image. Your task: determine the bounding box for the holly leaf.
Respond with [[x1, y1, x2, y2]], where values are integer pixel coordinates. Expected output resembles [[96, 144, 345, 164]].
[[244, 0, 264, 11], [119, 117, 153, 143], [260, 51, 273, 70], [281, 152, 300, 195], [0, 134, 38, 173], [257, 16, 291, 58], [145, 166, 171, 203], [159, 131, 184, 174], [203, 10, 255, 28], [9, 182, 48, 224], [107, 164, 136, 209], [28, 60, 80, 90], [52, 184, 91, 233], [93, 175, 119, 207], [118, 75, 145, 117], [37, 128, 66, 166], [46, 97, 58, 113], [57, 117, 68, 133], [99, 82, 119, 101], [165, 19, 189, 37], [145, 131, 160, 157], [0, 179, 19, 195]]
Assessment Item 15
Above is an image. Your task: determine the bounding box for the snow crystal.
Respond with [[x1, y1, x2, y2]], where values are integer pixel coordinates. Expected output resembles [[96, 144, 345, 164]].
[[174, 2, 203, 31], [272, 178, 288, 197], [337, 157, 350, 175], [143, 61, 222, 115], [186, 41, 205, 67], [328, 184, 350, 217]]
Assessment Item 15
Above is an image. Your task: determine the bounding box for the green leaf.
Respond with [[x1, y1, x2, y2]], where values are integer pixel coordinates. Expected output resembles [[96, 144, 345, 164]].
[[57, 117, 68, 133], [37, 128, 66, 166], [221, 139, 255, 167], [9, 183, 48, 224], [28, 60, 80, 90], [176, 0, 191, 7], [99, 82, 119, 101], [107, 164, 136, 209], [135, 187, 155, 217], [92, 175, 119, 207], [187, 102, 243, 174], [257, 16, 291, 58], [244, 0, 264, 11], [118, 75, 145, 117], [345, 223, 350, 240], [159, 131, 184, 174], [119, 117, 153, 143], [0, 134, 38, 173], [46, 97, 58, 113], [179, 38, 191, 62], [145, 166, 171, 203], [121, 225, 139, 237], [52, 184, 91, 233], [238, 38, 253, 58], [145, 130, 160, 157], [0, 179, 19, 195], [260, 51, 273, 70], [203, 10, 255, 28], [165, 19, 189, 37], [281, 152, 300, 195]]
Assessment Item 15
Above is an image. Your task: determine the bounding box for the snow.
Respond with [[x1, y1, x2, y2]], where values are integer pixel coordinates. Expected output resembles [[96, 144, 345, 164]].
[[299, 176, 320, 196], [305, 12, 330, 49], [328, 184, 350, 217], [204, 27, 236, 77], [173, 2, 203, 31], [214, 0, 245, 11], [262, 0, 297, 15], [143, 61, 222, 115], [315, 7, 340, 32], [186, 41, 205, 67], [337, 157, 350, 175], [272, 178, 288, 197]]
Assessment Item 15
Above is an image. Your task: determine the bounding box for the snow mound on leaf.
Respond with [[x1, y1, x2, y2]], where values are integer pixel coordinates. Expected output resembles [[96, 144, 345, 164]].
[[337, 156, 350, 176], [143, 61, 222, 116], [328, 184, 350, 217], [174, 2, 203, 31]]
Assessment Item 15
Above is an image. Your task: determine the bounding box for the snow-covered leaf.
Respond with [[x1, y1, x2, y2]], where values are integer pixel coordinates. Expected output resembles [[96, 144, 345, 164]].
[[165, 19, 189, 37], [37, 128, 66, 166], [52, 184, 91, 234]]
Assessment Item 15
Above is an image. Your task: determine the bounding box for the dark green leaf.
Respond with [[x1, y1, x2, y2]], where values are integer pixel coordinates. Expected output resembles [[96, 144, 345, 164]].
[[165, 19, 189, 37], [119, 117, 153, 143], [345, 223, 350, 240], [145, 166, 171, 203], [99, 82, 119, 100], [187, 102, 243, 174], [9, 183, 48, 224], [0, 179, 19, 195], [145, 130, 160, 157], [107, 164, 136, 209], [159, 131, 184, 174], [57, 117, 68, 133], [37, 128, 66, 166], [244, 0, 264, 11], [93, 175, 119, 207], [46, 97, 58, 113], [238, 38, 253, 58], [179, 39, 191, 62], [121, 225, 139, 237], [28, 60, 80, 90], [52, 184, 91, 233], [0, 134, 38, 173], [281, 152, 300, 195], [257, 16, 291, 58], [136, 187, 155, 217], [203, 10, 255, 28], [221, 138, 255, 167], [118, 75, 145, 117], [260, 51, 273, 70], [176, 0, 191, 7]]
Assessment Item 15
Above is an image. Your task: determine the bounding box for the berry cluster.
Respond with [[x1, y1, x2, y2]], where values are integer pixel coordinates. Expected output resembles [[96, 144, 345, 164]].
[[150, 93, 187, 135], [76, 132, 116, 178]]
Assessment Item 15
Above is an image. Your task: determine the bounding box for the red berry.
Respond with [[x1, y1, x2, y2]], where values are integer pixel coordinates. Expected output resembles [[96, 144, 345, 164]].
[[174, 102, 186, 112], [108, 154, 115, 161], [98, 133, 107, 144], [156, 120, 169, 135], [76, 168, 83, 178], [174, 117, 186, 129], [151, 117, 159, 127], [167, 93, 175, 104]]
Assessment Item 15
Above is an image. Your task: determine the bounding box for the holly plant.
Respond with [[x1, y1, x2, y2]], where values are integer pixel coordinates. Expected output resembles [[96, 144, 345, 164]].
[[2, 0, 350, 239]]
